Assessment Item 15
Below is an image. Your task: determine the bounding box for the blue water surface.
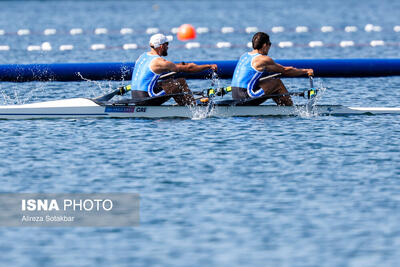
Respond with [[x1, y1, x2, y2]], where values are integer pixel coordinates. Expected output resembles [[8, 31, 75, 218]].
[[0, 1, 400, 266]]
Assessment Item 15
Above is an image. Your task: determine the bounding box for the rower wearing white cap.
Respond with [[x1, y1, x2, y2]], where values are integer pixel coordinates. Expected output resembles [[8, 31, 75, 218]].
[[131, 33, 218, 105]]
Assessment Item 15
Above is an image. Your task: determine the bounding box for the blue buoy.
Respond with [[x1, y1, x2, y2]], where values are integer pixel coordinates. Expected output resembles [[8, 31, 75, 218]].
[[0, 58, 400, 82]]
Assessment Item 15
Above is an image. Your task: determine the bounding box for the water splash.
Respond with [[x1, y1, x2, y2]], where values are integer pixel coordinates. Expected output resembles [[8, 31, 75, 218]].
[[210, 71, 221, 91], [189, 71, 222, 119], [76, 72, 118, 98], [0, 83, 47, 105], [0, 87, 18, 105], [295, 78, 327, 118], [190, 103, 215, 120]]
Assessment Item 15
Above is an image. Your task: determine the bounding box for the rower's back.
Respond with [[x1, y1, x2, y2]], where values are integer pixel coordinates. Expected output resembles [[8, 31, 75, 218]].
[[131, 52, 163, 98], [231, 52, 264, 99]]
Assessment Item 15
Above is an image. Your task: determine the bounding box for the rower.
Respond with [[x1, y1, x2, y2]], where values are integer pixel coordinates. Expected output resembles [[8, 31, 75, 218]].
[[131, 33, 218, 105], [231, 32, 314, 106]]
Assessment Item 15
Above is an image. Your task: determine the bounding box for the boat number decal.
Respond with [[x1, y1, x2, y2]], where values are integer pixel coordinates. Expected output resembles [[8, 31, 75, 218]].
[[105, 107, 147, 113], [135, 107, 147, 112]]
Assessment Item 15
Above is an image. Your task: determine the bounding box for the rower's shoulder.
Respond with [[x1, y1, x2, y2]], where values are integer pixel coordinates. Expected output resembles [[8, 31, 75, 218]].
[[254, 54, 274, 64], [256, 54, 272, 60], [151, 56, 169, 66]]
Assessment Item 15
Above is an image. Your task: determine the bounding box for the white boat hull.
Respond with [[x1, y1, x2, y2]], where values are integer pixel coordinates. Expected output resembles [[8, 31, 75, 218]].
[[0, 98, 400, 119]]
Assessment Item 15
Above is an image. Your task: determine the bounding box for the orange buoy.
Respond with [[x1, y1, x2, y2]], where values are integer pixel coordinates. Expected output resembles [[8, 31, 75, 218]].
[[177, 24, 196, 41]]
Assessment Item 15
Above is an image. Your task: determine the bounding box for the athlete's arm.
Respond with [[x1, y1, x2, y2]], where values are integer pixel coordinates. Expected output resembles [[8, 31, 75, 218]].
[[255, 56, 313, 77], [176, 62, 218, 73], [150, 58, 179, 74], [151, 58, 217, 74]]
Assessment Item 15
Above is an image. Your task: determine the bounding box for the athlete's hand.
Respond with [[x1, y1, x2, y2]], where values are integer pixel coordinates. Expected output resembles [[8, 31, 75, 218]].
[[306, 69, 314, 77], [209, 64, 218, 72]]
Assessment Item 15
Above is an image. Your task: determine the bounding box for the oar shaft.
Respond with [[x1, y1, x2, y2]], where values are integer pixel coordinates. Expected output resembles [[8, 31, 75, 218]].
[[160, 72, 177, 79], [309, 75, 314, 88], [259, 73, 281, 81]]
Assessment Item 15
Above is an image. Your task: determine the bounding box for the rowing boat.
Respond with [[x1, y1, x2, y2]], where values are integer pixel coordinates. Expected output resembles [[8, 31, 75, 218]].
[[1, 75, 399, 119], [0, 97, 399, 119]]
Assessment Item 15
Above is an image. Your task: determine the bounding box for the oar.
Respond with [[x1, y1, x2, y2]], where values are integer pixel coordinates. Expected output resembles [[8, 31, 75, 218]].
[[94, 72, 177, 102], [159, 71, 177, 79], [306, 75, 317, 112], [260, 73, 282, 81], [308, 75, 316, 97]]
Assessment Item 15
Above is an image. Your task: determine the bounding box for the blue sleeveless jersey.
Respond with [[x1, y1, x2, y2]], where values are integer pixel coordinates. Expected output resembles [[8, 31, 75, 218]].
[[231, 53, 264, 97], [131, 53, 165, 97]]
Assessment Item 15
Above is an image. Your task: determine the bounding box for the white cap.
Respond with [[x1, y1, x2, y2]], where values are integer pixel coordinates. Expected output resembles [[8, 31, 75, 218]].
[[149, 33, 173, 48]]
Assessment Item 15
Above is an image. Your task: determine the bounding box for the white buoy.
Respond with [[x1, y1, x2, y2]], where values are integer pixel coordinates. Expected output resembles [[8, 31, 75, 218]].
[[170, 27, 179, 34], [245, 27, 258, 33], [41, 42, 52, 51], [95, 28, 108, 35], [120, 28, 133, 35], [123, 43, 138, 50], [17, 29, 30, 35], [59, 45, 74, 51], [185, 42, 201, 49], [271, 26, 285, 33], [340, 40, 355, 47], [216, 42, 231, 48], [370, 40, 385, 47], [91, 44, 106, 50], [70, 28, 83, 35], [221, 27, 234, 34], [309, 41, 324, 47], [365, 24, 374, 32], [44, 29, 56, 35], [295, 26, 308, 33], [27, 45, 41, 51], [278, 41, 293, 48], [0, 30, 4, 35], [196, 27, 209, 34], [321, 26, 334, 32], [0, 45, 10, 51], [364, 24, 382, 32], [344, 26, 357, 32], [394, 26, 400, 32], [146, 28, 159, 34]]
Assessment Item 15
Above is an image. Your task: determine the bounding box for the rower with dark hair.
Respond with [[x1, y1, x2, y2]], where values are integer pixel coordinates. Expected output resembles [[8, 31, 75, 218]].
[[131, 33, 218, 106], [231, 32, 314, 106]]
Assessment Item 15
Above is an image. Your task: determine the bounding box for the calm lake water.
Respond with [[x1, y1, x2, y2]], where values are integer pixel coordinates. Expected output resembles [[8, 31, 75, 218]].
[[0, 1, 400, 266]]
